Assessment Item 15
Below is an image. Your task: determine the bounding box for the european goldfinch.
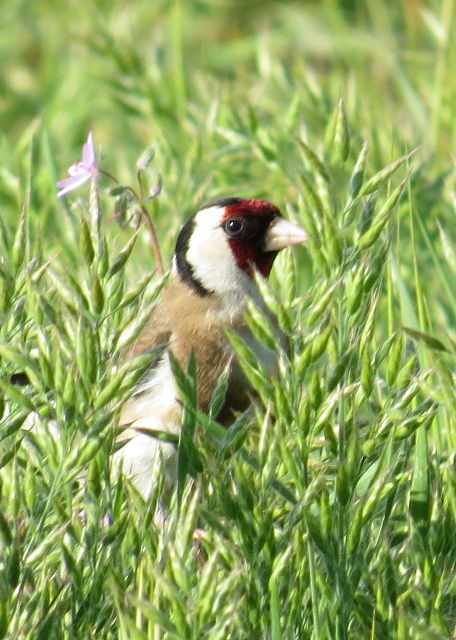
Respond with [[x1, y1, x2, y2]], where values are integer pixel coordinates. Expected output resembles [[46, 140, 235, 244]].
[[114, 198, 307, 498]]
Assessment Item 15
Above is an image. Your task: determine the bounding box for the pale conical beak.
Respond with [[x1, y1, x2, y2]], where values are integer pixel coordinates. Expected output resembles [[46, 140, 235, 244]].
[[264, 217, 308, 251]]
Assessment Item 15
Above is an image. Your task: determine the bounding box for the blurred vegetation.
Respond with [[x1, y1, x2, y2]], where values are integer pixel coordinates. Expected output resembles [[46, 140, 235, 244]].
[[1, 0, 456, 638]]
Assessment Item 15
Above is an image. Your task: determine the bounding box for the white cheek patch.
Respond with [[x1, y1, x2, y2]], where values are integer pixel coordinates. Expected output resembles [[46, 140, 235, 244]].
[[186, 206, 246, 295]]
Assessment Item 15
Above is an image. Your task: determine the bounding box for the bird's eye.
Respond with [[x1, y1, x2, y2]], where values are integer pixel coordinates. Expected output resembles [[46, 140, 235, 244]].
[[224, 217, 245, 237]]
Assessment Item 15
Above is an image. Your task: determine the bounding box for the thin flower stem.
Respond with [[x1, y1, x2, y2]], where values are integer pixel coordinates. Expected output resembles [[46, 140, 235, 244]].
[[137, 169, 145, 200], [100, 169, 165, 276], [138, 204, 165, 276]]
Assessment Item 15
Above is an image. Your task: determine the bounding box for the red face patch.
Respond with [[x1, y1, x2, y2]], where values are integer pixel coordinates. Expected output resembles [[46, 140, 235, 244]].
[[221, 199, 281, 278], [222, 199, 281, 220]]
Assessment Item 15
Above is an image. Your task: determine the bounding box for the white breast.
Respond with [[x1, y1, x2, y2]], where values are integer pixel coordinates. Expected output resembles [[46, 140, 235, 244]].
[[114, 352, 181, 499]]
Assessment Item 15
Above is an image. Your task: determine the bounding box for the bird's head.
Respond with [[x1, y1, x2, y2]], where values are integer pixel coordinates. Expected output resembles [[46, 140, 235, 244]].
[[174, 197, 307, 298]]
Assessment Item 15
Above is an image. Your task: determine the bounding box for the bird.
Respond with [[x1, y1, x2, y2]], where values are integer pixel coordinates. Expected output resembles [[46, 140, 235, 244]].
[[114, 197, 307, 501]]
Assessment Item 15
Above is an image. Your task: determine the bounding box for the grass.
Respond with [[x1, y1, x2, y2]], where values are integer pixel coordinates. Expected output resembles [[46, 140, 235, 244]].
[[1, 0, 456, 638]]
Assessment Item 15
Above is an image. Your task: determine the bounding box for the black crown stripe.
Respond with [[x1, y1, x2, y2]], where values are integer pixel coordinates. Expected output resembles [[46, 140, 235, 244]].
[[201, 197, 243, 210]]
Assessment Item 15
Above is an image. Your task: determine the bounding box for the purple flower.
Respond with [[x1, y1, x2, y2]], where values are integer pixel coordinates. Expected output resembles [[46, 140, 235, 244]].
[[57, 132, 98, 198]]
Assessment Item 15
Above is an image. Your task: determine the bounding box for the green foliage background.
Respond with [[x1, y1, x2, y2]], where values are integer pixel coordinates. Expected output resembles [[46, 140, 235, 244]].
[[1, 1, 456, 638]]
